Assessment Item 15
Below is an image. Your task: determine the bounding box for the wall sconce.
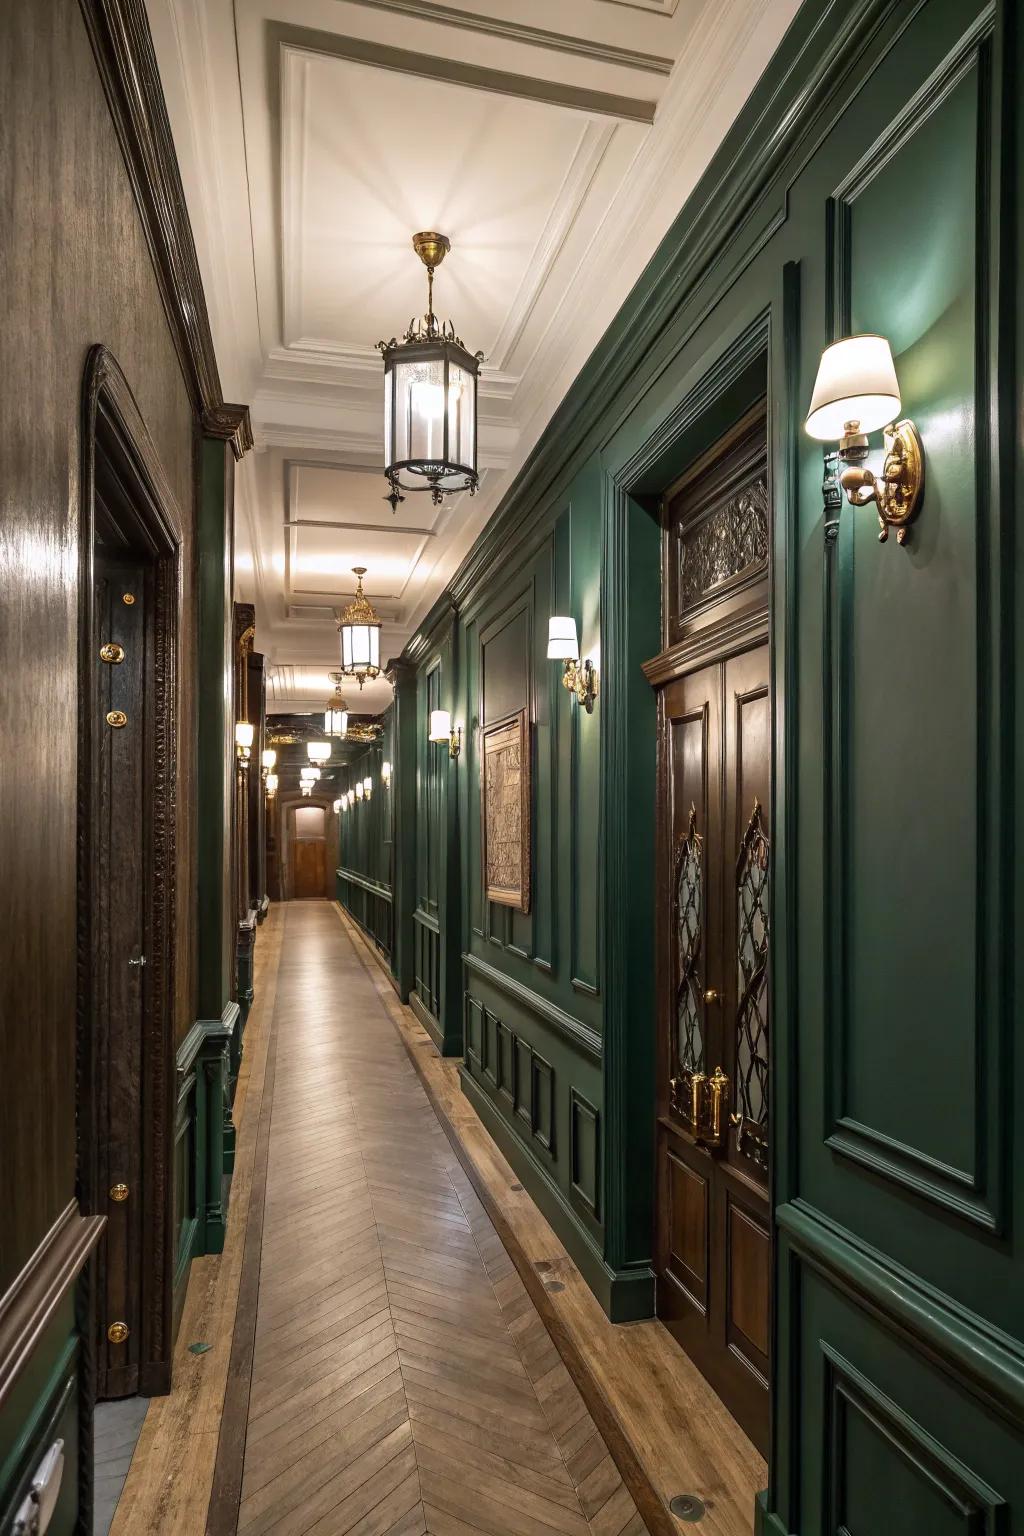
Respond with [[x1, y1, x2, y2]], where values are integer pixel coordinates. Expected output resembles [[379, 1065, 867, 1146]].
[[261, 747, 277, 780], [333, 797, 343, 813], [805, 334, 924, 545], [355, 780, 364, 801], [265, 772, 278, 797], [429, 708, 461, 759], [307, 740, 331, 767], [547, 618, 598, 712], [362, 775, 373, 800], [347, 788, 355, 807], [235, 720, 254, 766], [301, 783, 312, 797], [381, 760, 392, 787]]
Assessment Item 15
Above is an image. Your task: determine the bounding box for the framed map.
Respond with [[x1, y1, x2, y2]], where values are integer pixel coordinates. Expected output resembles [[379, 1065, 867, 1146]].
[[481, 709, 531, 913]]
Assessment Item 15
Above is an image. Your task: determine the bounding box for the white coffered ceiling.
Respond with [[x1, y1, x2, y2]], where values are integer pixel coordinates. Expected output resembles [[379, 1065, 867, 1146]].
[[147, 0, 799, 715]]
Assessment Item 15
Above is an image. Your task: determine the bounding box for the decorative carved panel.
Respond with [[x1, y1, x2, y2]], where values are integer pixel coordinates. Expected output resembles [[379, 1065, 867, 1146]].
[[735, 798, 769, 1170], [675, 803, 705, 1077], [678, 477, 768, 611], [482, 709, 531, 912]]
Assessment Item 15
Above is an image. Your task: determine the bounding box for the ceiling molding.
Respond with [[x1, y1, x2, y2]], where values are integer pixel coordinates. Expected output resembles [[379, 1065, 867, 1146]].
[[80, 0, 252, 448], [262, 344, 521, 399], [333, 0, 675, 75], [202, 402, 255, 460], [270, 24, 659, 124]]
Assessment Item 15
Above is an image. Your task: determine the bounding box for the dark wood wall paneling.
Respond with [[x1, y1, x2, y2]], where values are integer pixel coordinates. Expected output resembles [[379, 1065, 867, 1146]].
[[0, 0, 251, 1524]]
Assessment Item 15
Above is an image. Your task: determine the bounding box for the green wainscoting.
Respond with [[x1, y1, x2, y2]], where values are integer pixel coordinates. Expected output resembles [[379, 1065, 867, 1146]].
[[399, 0, 1024, 1525], [0, 1299, 79, 1536], [172, 1008, 239, 1334], [335, 714, 396, 964]]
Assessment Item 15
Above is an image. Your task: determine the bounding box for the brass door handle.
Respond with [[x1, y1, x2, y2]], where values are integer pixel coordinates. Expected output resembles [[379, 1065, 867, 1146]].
[[703, 988, 719, 1005]]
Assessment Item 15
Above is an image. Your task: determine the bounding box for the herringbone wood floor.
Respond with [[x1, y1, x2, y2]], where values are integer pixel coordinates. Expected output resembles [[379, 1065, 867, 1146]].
[[236, 903, 647, 1536]]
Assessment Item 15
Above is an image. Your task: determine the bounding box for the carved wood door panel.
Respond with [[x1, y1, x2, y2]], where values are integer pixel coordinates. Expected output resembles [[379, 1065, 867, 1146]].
[[293, 837, 327, 899], [652, 406, 771, 1454], [92, 551, 147, 1399]]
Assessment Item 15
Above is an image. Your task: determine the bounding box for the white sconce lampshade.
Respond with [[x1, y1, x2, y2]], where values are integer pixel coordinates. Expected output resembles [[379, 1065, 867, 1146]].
[[805, 334, 901, 441], [356, 781, 364, 800], [547, 617, 580, 661], [381, 760, 392, 785], [333, 798, 342, 813], [363, 776, 373, 793], [262, 748, 277, 771], [347, 788, 355, 806], [265, 773, 278, 794], [429, 708, 452, 743], [307, 740, 331, 765], [300, 765, 319, 784], [235, 721, 254, 751]]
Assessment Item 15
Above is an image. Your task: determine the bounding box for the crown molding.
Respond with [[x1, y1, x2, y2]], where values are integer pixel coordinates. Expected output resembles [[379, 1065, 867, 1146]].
[[202, 402, 255, 460], [335, 0, 675, 76], [80, 0, 253, 451]]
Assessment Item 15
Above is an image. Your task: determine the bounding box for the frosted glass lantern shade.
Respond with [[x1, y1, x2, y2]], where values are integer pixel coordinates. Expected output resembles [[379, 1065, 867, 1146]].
[[347, 789, 355, 806], [340, 620, 380, 677], [261, 748, 276, 770], [547, 617, 580, 661], [383, 340, 479, 495], [300, 766, 319, 783], [265, 773, 278, 794], [805, 334, 901, 440], [429, 709, 452, 743], [307, 740, 331, 765], [381, 761, 392, 785], [325, 706, 348, 737], [235, 721, 254, 750], [355, 782, 364, 800], [363, 776, 373, 793], [301, 784, 312, 797]]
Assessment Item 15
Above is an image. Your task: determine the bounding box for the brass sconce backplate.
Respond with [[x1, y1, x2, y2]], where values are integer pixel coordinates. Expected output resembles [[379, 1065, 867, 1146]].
[[840, 418, 924, 544]]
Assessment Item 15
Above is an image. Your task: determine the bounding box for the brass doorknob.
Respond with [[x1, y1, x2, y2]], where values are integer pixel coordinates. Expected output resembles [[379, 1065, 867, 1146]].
[[703, 988, 719, 1005]]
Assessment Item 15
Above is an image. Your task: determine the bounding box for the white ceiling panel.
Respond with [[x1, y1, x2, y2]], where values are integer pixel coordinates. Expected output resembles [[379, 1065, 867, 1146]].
[[149, 0, 802, 713]]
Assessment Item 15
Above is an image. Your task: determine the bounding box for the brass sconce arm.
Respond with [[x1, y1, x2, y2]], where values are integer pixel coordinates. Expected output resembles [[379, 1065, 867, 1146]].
[[448, 726, 462, 760], [838, 418, 925, 544], [562, 658, 599, 713]]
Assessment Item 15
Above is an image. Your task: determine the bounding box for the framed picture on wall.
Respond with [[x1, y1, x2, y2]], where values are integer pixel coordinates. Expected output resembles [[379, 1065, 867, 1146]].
[[481, 708, 531, 913]]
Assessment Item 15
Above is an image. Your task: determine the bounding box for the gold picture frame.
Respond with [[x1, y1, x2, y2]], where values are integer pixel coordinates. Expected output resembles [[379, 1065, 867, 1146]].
[[481, 708, 531, 913]]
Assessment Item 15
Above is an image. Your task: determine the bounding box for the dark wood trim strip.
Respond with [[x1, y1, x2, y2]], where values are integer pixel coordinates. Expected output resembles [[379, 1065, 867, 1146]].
[[78, 0, 252, 456], [206, 948, 282, 1535], [0, 1201, 104, 1414], [341, 911, 678, 1536]]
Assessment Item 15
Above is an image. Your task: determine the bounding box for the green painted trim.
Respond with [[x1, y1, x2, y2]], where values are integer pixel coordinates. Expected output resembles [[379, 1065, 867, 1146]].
[[410, 989, 455, 1056], [175, 1003, 239, 1072], [754, 1492, 792, 1536], [0, 1335, 77, 1531], [460, 1067, 654, 1323], [462, 952, 601, 1061], [778, 1200, 1024, 1425], [336, 866, 393, 902]]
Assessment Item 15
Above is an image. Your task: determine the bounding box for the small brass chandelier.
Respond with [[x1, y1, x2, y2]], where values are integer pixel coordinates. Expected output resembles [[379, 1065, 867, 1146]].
[[324, 672, 349, 737], [378, 232, 482, 512], [337, 567, 382, 690]]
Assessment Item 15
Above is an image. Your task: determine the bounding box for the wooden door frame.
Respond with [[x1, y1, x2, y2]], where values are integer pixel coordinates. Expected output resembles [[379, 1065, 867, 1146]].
[[77, 345, 184, 1404]]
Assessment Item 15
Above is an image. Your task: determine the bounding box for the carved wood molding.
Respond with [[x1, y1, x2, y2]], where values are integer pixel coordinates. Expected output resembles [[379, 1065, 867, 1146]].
[[79, 0, 252, 457], [0, 1201, 104, 1414]]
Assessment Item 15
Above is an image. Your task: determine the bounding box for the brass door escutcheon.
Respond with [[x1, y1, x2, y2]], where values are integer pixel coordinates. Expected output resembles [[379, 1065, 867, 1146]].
[[109, 1183, 129, 1203], [107, 1321, 129, 1345], [703, 988, 719, 1005], [100, 642, 125, 664], [106, 711, 128, 728], [122, 592, 135, 605]]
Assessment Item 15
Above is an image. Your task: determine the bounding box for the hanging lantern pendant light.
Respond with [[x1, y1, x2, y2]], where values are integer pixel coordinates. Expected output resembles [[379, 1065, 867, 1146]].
[[378, 232, 483, 512], [337, 567, 382, 690], [324, 671, 350, 737]]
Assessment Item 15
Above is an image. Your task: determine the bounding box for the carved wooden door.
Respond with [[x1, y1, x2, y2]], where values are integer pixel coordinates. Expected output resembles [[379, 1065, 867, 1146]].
[[652, 405, 771, 1452], [92, 550, 147, 1399]]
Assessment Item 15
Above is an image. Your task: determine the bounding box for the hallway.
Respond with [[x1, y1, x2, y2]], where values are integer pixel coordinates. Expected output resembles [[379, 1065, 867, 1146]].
[[214, 903, 644, 1536]]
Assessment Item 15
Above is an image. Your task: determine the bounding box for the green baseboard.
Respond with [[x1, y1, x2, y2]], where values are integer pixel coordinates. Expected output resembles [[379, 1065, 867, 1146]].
[[754, 1491, 791, 1536], [459, 1067, 654, 1323], [410, 989, 460, 1055]]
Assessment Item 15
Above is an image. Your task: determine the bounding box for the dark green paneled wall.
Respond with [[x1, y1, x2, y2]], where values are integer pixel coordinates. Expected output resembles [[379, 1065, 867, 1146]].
[[404, 0, 1024, 1524], [336, 711, 395, 959]]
